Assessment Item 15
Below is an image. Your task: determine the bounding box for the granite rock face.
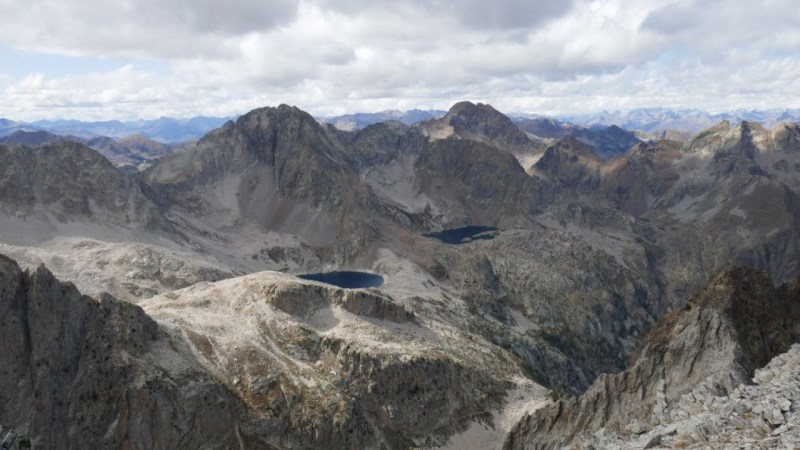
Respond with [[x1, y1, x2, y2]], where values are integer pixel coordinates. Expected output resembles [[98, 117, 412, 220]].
[[0, 254, 245, 449], [85, 134, 172, 170], [0, 253, 532, 449], [144, 104, 379, 261], [504, 267, 800, 449], [0, 142, 168, 232], [577, 343, 800, 449], [532, 136, 602, 195], [140, 267, 529, 449], [415, 101, 544, 167]]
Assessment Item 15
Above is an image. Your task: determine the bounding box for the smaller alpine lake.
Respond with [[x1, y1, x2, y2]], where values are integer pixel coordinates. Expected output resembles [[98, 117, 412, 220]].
[[298, 271, 385, 289], [423, 226, 498, 245]]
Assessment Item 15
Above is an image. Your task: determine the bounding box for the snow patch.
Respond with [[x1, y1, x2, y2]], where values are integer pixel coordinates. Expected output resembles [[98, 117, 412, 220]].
[[729, 206, 747, 218]]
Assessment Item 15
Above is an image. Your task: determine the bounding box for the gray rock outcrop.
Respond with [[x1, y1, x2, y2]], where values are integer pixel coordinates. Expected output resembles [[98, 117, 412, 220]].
[[0, 253, 525, 449], [504, 266, 800, 449], [0, 254, 245, 449]]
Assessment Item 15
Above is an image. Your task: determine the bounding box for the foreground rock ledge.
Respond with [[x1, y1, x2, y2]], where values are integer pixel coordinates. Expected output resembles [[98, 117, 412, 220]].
[[504, 266, 800, 449]]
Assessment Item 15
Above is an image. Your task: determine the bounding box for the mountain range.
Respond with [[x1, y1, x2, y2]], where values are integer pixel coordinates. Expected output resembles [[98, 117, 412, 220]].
[[320, 109, 446, 131], [0, 115, 233, 143], [5, 106, 800, 145], [0, 129, 178, 171], [561, 107, 800, 133], [1, 101, 800, 448]]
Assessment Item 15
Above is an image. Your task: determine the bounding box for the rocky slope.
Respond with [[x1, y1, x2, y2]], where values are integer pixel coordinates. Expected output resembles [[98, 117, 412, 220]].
[[0, 142, 170, 239], [0, 254, 247, 449], [0, 252, 546, 449], [0, 238, 236, 302], [145, 105, 378, 263], [515, 118, 577, 140], [531, 136, 602, 194], [0, 129, 83, 146], [0, 131, 173, 171], [597, 139, 683, 216], [643, 120, 800, 305], [416, 102, 544, 168], [593, 343, 800, 449], [517, 119, 641, 158], [504, 266, 800, 449], [323, 109, 445, 131], [412, 139, 550, 227], [329, 120, 429, 172], [86, 134, 172, 170]]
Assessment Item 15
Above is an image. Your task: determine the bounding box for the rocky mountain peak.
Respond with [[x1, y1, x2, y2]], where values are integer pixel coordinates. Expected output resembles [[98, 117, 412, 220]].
[[443, 101, 531, 146], [674, 119, 771, 178], [548, 135, 597, 158], [143, 103, 378, 257], [531, 136, 602, 192], [116, 133, 170, 154], [226, 103, 340, 164], [735, 120, 771, 147], [0, 129, 82, 147], [147, 103, 347, 186], [337, 120, 428, 170], [415, 102, 536, 159], [0, 142, 167, 233], [685, 119, 769, 155], [684, 119, 732, 153], [515, 117, 574, 139], [446, 100, 500, 116], [772, 121, 800, 152]]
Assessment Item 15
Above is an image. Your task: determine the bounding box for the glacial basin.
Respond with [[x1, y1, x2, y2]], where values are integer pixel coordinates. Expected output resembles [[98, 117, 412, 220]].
[[298, 271, 385, 289], [423, 226, 498, 245]]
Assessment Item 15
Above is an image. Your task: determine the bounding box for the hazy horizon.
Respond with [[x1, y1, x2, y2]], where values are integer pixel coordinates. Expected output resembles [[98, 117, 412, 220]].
[[4, 103, 800, 126]]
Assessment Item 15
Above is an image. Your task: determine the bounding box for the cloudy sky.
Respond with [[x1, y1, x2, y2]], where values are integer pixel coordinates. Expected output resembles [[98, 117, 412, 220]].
[[1, 0, 799, 120]]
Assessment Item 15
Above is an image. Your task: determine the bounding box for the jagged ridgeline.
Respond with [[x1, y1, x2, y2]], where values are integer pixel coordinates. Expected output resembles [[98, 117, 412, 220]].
[[1, 102, 800, 448], [505, 267, 800, 449]]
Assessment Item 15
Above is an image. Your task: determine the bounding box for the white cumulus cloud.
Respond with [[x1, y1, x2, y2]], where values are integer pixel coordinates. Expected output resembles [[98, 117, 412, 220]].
[[0, 0, 798, 120]]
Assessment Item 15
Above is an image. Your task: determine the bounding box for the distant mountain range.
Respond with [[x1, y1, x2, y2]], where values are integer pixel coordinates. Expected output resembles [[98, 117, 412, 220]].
[[320, 109, 446, 131], [0, 116, 234, 143], [323, 107, 800, 135], [559, 107, 800, 132], [0, 129, 175, 171], [4, 107, 799, 144]]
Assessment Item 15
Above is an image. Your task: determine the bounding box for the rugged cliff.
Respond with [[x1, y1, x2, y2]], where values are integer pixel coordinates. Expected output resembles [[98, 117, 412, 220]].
[[0, 253, 542, 449], [0, 254, 247, 449], [504, 266, 800, 449]]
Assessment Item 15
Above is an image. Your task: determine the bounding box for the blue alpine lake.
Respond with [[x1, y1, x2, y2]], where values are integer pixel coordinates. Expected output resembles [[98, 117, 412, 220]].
[[298, 271, 385, 289], [423, 226, 498, 245]]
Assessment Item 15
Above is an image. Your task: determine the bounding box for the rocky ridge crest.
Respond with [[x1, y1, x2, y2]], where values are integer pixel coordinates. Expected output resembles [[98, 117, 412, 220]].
[[504, 266, 800, 449]]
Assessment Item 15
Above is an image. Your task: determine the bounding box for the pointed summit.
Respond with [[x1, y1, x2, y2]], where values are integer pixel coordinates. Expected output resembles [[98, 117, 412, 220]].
[[772, 122, 800, 153], [684, 120, 732, 154], [532, 136, 601, 193], [145, 104, 375, 250], [415, 101, 541, 166], [440, 101, 531, 147]]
